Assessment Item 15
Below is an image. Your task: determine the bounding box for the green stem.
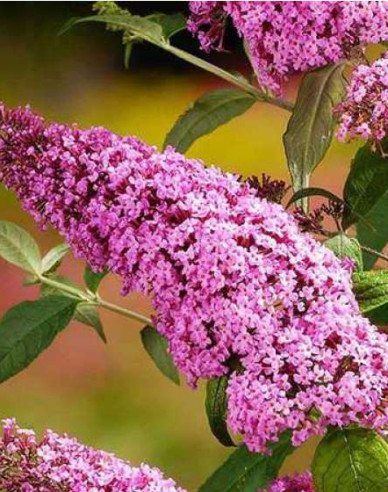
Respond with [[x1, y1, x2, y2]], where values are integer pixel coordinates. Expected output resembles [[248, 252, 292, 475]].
[[37, 274, 152, 325], [72, 16, 294, 112], [360, 245, 388, 264], [163, 44, 293, 112], [94, 297, 152, 325]]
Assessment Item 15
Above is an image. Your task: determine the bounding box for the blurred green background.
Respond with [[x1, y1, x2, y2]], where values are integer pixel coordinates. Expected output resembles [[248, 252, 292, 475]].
[[0, 2, 361, 489]]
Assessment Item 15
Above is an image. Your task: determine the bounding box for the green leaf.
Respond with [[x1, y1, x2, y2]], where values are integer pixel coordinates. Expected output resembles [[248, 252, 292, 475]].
[[283, 64, 346, 195], [205, 376, 235, 447], [164, 89, 256, 153], [42, 243, 70, 274], [312, 428, 388, 492], [0, 296, 78, 383], [75, 304, 106, 343], [286, 187, 342, 209], [357, 190, 388, 269], [147, 12, 186, 40], [140, 325, 179, 385], [324, 234, 363, 271], [84, 265, 108, 293], [362, 303, 388, 326], [0, 221, 41, 274], [343, 140, 388, 229], [199, 432, 294, 492], [352, 270, 388, 313], [61, 14, 164, 43]]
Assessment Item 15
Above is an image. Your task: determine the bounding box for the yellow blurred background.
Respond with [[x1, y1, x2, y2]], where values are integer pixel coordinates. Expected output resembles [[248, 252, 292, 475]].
[[0, 2, 362, 490]]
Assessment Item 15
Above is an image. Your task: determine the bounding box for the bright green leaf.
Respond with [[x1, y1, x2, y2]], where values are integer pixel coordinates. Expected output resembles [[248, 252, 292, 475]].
[[164, 89, 256, 153], [75, 303, 106, 343], [324, 234, 363, 271], [140, 325, 179, 385], [84, 265, 108, 293], [199, 432, 294, 492], [42, 243, 70, 274], [352, 270, 388, 313], [0, 296, 78, 383], [283, 64, 346, 195], [0, 221, 41, 274], [343, 140, 388, 229], [206, 376, 235, 447], [312, 428, 388, 492], [357, 190, 388, 270]]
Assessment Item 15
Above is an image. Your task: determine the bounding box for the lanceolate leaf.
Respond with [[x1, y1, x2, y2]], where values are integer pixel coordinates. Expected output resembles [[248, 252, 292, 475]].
[[42, 243, 70, 274], [283, 64, 346, 194], [0, 296, 78, 383], [343, 139, 388, 229], [357, 191, 388, 270], [75, 304, 107, 343], [84, 265, 108, 293], [352, 270, 388, 313], [0, 221, 41, 274], [140, 325, 179, 385], [206, 376, 235, 447], [164, 89, 256, 153], [60, 14, 164, 43], [312, 428, 388, 492], [324, 234, 363, 271], [199, 432, 294, 492]]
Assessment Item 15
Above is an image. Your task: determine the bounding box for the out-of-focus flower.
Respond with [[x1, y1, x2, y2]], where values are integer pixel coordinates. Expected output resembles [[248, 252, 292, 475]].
[[1, 104, 388, 453], [0, 418, 186, 491], [188, 2, 388, 94]]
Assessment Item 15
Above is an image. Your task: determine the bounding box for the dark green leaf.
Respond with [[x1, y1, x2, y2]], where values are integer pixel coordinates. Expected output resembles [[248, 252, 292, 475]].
[[164, 89, 255, 153], [75, 304, 106, 343], [286, 187, 342, 209], [357, 191, 388, 269], [206, 376, 235, 447], [199, 432, 294, 492], [283, 64, 346, 194], [0, 221, 41, 274], [352, 270, 388, 313], [343, 140, 388, 229], [324, 234, 363, 271], [0, 296, 78, 383], [362, 303, 388, 326], [84, 265, 108, 293], [140, 325, 179, 385], [147, 12, 186, 40], [312, 428, 388, 492], [42, 243, 70, 274]]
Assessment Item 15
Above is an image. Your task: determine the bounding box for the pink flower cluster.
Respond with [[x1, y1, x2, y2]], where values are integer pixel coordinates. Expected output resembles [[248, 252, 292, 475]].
[[262, 472, 314, 492], [188, 1, 388, 94], [2, 104, 388, 453], [0, 418, 185, 491], [337, 52, 388, 143]]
